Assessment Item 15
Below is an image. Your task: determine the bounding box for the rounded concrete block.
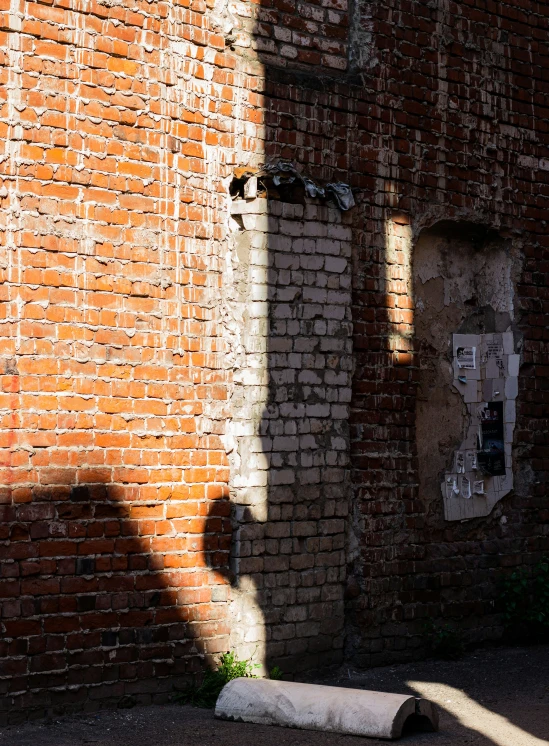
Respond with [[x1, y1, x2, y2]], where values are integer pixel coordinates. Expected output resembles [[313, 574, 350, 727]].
[[215, 678, 438, 740]]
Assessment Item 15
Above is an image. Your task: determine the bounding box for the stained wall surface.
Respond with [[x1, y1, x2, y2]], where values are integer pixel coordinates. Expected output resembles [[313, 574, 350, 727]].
[[0, 0, 241, 719], [224, 197, 352, 672], [0, 0, 548, 721], [413, 225, 520, 521]]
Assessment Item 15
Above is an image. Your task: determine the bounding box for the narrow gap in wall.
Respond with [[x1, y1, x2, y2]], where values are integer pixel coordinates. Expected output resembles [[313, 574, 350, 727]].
[[413, 220, 519, 521], [230, 171, 306, 204]]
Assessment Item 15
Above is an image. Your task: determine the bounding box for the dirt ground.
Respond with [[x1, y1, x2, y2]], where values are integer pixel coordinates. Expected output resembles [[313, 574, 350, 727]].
[[2, 645, 548, 746]]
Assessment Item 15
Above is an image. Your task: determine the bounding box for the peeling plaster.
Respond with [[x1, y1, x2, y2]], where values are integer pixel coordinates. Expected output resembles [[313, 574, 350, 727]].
[[413, 223, 521, 521]]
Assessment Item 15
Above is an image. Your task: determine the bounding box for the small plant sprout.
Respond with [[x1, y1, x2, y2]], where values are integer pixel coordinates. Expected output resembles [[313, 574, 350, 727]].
[[175, 651, 283, 708]]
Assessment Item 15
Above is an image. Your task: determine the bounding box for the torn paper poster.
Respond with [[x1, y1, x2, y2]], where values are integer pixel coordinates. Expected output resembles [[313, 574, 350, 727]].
[[486, 341, 503, 359], [477, 401, 505, 476], [456, 346, 476, 369], [466, 451, 478, 471], [443, 331, 518, 521], [445, 478, 455, 499], [445, 476, 460, 499], [461, 476, 471, 499]]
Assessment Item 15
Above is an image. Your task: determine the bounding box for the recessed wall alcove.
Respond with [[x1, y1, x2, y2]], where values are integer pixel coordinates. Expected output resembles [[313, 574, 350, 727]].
[[413, 222, 521, 521]]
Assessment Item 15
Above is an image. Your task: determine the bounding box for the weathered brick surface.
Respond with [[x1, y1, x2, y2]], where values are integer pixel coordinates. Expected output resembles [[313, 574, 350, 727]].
[[343, 3, 549, 663], [0, 0, 548, 720], [224, 198, 352, 672], [0, 0, 241, 721]]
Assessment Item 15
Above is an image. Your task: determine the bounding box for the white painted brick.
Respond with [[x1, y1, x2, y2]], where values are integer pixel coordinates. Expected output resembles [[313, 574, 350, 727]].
[[251, 284, 269, 301], [331, 404, 349, 419], [300, 434, 318, 449], [250, 266, 268, 284], [242, 213, 278, 231], [233, 470, 268, 488], [292, 238, 317, 253], [303, 288, 327, 303], [300, 255, 324, 270], [275, 254, 300, 269], [323, 305, 346, 320], [231, 198, 268, 215], [250, 249, 270, 266], [327, 223, 352, 240], [250, 232, 268, 249], [272, 303, 293, 319], [282, 203, 304, 219], [279, 219, 304, 236], [270, 469, 296, 485], [277, 287, 301, 302], [324, 256, 347, 273], [269, 234, 293, 251], [306, 403, 330, 417], [249, 301, 269, 318], [298, 370, 322, 384], [304, 221, 328, 237], [316, 238, 341, 255], [273, 436, 299, 451]]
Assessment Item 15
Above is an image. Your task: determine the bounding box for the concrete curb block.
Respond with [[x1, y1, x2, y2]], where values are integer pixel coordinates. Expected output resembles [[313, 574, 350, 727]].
[[215, 678, 439, 740]]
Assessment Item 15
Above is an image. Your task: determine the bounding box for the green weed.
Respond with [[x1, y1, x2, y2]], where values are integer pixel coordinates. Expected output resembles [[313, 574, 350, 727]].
[[269, 665, 283, 680], [175, 651, 283, 708], [423, 619, 464, 660], [499, 557, 549, 643]]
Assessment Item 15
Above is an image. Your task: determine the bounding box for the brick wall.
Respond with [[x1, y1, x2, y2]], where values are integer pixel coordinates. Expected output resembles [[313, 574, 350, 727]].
[[344, 1, 549, 662], [224, 196, 352, 672], [0, 0, 548, 721], [0, 0, 246, 720]]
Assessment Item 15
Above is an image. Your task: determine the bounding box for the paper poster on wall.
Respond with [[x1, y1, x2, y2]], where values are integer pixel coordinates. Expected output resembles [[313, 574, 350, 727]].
[[477, 401, 505, 476], [456, 346, 476, 369], [486, 342, 503, 359], [466, 451, 477, 471], [444, 332, 517, 520], [446, 478, 456, 499]]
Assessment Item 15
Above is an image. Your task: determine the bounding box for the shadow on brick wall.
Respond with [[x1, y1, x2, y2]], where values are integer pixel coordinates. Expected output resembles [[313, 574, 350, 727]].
[[215, 160, 354, 674], [0, 474, 232, 722]]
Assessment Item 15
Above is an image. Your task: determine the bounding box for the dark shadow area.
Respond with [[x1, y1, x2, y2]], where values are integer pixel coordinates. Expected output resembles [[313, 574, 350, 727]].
[[217, 165, 354, 674], [4, 646, 549, 745], [400, 712, 437, 737], [2, 0, 549, 735], [314, 645, 549, 745], [0, 471, 232, 722]]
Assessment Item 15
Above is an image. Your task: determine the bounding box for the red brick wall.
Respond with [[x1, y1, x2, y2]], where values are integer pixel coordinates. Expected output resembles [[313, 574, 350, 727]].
[[344, 1, 549, 662], [250, 0, 549, 661], [0, 0, 246, 719], [1, 0, 548, 720]]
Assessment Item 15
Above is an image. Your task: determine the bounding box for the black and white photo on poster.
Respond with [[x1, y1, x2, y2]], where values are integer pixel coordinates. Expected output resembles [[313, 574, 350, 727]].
[[477, 401, 505, 476], [456, 346, 476, 369]]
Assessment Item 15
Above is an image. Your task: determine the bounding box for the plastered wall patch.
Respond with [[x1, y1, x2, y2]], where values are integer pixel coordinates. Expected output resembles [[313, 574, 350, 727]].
[[442, 332, 518, 521]]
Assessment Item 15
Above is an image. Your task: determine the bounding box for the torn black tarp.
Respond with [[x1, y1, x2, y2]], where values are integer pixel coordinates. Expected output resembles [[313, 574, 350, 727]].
[[303, 178, 325, 199], [325, 182, 355, 211], [251, 161, 354, 210]]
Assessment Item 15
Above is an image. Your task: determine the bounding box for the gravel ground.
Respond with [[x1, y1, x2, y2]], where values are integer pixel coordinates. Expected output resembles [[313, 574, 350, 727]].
[[2, 645, 548, 746]]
